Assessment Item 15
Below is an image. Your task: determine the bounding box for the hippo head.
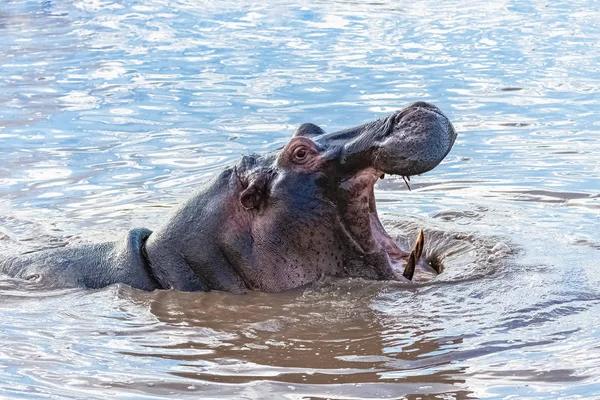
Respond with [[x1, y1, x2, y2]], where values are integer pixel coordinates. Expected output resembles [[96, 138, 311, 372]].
[[145, 102, 456, 293]]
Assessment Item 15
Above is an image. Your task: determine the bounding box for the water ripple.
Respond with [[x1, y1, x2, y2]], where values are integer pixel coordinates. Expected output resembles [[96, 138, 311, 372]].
[[1, 0, 600, 398]]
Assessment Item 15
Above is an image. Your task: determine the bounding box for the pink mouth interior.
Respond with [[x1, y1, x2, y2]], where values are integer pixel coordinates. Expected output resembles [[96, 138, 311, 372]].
[[339, 168, 410, 279]]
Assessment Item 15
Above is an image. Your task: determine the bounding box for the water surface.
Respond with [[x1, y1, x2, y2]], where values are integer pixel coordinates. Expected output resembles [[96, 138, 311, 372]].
[[1, 0, 599, 398]]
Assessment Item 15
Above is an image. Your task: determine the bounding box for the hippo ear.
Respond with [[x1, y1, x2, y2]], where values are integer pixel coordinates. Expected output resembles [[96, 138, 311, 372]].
[[239, 175, 269, 210], [293, 123, 326, 138]]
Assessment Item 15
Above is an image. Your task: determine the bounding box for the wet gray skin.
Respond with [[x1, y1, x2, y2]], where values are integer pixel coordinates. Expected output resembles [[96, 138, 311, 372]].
[[0, 102, 456, 293]]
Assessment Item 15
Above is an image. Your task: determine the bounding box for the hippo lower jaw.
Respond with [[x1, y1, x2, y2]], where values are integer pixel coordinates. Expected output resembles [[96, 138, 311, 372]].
[[338, 167, 420, 281]]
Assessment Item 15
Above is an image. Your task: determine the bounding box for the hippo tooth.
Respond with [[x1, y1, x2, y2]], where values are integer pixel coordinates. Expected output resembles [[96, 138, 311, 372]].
[[403, 230, 424, 281]]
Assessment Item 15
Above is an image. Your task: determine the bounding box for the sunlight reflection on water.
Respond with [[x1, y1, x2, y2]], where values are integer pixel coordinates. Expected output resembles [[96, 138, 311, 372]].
[[0, 0, 599, 398]]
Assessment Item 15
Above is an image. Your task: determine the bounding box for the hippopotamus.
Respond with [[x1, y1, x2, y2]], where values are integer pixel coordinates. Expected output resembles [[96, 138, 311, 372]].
[[0, 102, 456, 293]]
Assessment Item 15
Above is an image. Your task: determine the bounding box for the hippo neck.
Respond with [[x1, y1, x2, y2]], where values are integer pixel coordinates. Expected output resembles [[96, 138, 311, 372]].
[[143, 230, 210, 292], [142, 172, 250, 293]]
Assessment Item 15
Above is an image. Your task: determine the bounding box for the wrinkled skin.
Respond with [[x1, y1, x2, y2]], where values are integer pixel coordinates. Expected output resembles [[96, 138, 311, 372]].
[[0, 102, 456, 293]]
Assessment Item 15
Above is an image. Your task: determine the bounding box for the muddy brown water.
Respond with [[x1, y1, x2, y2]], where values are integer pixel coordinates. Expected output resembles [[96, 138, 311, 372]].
[[1, 0, 600, 398]]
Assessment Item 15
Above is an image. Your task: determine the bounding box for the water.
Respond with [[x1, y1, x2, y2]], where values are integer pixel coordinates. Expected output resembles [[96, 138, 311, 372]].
[[1, 0, 599, 398]]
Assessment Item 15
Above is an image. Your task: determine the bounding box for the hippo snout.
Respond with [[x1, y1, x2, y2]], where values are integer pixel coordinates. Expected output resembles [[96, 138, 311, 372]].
[[319, 102, 456, 177], [374, 102, 457, 177]]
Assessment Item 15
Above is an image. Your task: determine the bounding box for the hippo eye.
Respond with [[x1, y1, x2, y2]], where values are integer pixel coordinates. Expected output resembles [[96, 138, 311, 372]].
[[283, 137, 318, 166], [293, 147, 308, 162]]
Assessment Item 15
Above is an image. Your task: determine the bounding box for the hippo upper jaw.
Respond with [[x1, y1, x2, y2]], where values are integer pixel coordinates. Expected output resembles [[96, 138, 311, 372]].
[[313, 102, 457, 179], [370, 102, 457, 177]]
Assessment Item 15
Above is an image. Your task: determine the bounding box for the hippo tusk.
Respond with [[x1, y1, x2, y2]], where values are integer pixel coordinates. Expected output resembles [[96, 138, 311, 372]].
[[403, 230, 424, 280]]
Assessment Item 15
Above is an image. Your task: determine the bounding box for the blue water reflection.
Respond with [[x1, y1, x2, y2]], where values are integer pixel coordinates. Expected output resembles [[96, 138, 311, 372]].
[[0, 0, 599, 398]]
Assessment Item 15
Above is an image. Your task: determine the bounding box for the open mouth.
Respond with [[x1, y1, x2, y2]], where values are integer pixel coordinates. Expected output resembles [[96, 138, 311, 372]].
[[338, 168, 428, 281], [294, 102, 455, 282]]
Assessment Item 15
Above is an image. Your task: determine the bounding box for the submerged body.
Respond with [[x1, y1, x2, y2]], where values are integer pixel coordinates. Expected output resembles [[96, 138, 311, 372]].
[[0, 102, 456, 293]]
